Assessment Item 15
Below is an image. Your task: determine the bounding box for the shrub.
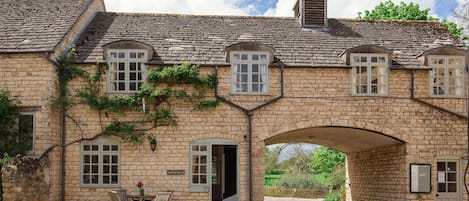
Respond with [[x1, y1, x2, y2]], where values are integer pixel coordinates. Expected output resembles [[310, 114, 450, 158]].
[[276, 174, 327, 190]]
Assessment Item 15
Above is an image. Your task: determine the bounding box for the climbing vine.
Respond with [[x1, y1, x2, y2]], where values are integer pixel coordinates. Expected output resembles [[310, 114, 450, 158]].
[[53, 48, 219, 145]]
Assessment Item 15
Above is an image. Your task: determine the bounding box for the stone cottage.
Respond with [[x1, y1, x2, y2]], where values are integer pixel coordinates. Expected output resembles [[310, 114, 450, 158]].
[[1, 0, 468, 200]]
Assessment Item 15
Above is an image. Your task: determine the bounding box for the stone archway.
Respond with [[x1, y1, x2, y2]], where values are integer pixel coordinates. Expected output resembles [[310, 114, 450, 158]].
[[260, 126, 407, 201]]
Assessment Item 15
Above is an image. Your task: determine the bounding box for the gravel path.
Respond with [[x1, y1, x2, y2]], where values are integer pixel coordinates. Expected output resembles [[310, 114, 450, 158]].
[[264, 197, 324, 201]]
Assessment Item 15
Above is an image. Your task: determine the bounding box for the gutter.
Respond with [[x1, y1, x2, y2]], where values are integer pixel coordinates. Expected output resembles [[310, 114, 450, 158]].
[[215, 65, 284, 201], [45, 52, 67, 201]]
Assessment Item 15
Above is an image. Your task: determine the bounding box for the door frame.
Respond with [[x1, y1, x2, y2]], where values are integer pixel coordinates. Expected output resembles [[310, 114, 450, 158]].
[[191, 138, 240, 201], [435, 156, 462, 201]]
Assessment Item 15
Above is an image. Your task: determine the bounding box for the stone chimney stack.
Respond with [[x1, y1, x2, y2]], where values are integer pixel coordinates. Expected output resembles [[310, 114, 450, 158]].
[[294, 0, 328, 28]]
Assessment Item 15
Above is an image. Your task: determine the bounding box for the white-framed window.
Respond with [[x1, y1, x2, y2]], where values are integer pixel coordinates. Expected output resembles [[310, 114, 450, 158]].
[[429, 56, 465, 97], [189, 143, 209, 192], [230, 51, 269, 94], [107, 49, 147, 93], [351, 53, 388, 96], [17, 113, 34, 152], [80, 139, 120, 187]]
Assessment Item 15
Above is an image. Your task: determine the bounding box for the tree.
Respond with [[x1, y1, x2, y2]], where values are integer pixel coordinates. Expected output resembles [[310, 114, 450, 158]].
[[453, 0, 469, 42], [357, 0, 467, 41], [264, 144, 288, 174], [357, 0, 436, 21], [308, 146, 345, 175]]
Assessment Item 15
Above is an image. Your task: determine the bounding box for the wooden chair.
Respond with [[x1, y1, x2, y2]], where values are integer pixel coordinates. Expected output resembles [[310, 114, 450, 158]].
[[108, 190, 131, 201], [108, 191, 121, 201], [153, 191, 173, 201]]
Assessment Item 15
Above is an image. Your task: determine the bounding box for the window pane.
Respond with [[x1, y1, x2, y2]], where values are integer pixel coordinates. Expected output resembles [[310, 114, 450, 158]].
[[371, 57, 377, 63], [200, 156, 207, 164], [84, 155, 90, 163], [233, 54, 240, 61], [83, 165, 90, 173], [361, 56, 367, 62], [111, 175, 118, 184], [253, 84, 259, 92], [448, 173, 456, 182], [83, 175, 90, 184], [112, 155, 118, 163], [130, 83, 136, 91], [92, 175, 98, 184], [138, 53, 145, 58], [118, 52, 125, 58], [448, 58, 462, 65], [103, 176, 110, 184], [200, 175, 207, 184], [118, 83, 125, 91], [18, 114, 34, 150], [252, 54, 259, 60], [118, 63, 125, 71], [437, 183, 446, 192], [103, 165, 110, 173], [129, 52, 137, 58], [193, 156, 199, 164], [260, 54, 267, 61], [111, 165, 118, 174], [200, 165, 206, 174], [92, 155, 98, 163], [447, 162, 456, 171], [92, 165, 98, 173], [111, 145, 118, 151], [252, 64, 259, 72], [241, 64, 248, 72], [192, 145, 199, 151], [241, 54, 248, 60], [193, 166, 199, 174], [103, 155, 110, 163], [448, 183, 457, 192], [84, 145, 90, 151], [192, 175, 199, 184], [130, 63, 137, 71]]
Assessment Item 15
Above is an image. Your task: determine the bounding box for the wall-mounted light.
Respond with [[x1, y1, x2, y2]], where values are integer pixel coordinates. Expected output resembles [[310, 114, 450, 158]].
[[150, 138, 157, 152]]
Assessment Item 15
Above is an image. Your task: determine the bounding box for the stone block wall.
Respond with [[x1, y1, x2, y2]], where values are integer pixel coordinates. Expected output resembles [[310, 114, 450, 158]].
[[56, 65, 468, 201]]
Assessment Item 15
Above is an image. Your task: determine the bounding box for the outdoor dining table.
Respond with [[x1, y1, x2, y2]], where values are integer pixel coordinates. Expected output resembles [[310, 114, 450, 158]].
[[127, 194, 156, 201]]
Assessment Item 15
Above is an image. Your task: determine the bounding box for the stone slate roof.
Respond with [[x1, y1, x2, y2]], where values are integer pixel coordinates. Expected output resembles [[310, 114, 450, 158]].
[[0, 0, 94, 53], [74, 12, 465, 68]]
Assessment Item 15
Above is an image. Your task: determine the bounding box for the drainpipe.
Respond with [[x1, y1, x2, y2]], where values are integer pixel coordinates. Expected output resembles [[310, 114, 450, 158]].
[[45, 52, 67, 201], [215, 65, 284, 201]]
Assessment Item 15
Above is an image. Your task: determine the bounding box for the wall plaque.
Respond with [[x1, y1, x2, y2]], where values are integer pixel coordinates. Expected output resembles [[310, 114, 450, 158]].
[[167, 169, 185, 175], [410, 164, 431, 193]]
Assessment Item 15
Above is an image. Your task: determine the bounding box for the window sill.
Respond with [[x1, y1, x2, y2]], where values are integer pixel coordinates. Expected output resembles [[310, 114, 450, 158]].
[[230, 92, 271, 96], [80, 184, 121, 188]]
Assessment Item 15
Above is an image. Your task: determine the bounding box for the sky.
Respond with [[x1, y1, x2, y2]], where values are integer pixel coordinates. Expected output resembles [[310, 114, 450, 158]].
[[104, 0, 466, 21]]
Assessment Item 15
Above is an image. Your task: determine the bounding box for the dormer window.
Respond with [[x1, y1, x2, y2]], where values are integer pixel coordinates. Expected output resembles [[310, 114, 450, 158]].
[[350, 53, 388, 96], [340, 45, 392, 96], [103, 40, 155, 93], [107, 49, 147, 93], [429, 56, 465, 97], [225, 42, 275, 95], [230, 52, 269, 94]]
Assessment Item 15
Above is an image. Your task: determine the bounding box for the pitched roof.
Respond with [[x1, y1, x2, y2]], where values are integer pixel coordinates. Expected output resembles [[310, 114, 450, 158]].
[[0, 0, 95, 53], [74, 12, 466, 68]]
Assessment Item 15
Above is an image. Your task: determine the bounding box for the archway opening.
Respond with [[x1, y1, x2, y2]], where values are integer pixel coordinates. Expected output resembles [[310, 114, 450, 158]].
[[262, 126, 405, 201]]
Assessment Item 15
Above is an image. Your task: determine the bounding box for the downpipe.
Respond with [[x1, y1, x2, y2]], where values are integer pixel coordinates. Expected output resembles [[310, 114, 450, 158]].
[[215, 65, 284, 201], [45, 52, 67, 201]]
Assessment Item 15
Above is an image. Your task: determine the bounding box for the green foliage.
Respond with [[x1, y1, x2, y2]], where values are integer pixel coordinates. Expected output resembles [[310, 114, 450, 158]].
[[324, 191, 343, 201], [358, 0, 436, 20], [357, 0, 466, 41], [327, 162, 346, 190], [441, 20, 468, 41], [104, 122, 142, 143], [0, 91, 31, 156], [58, 56, 218, 143], [264, 174, 283, 187], [275, 173, 327, 190], [309, 146, 345, 175]]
